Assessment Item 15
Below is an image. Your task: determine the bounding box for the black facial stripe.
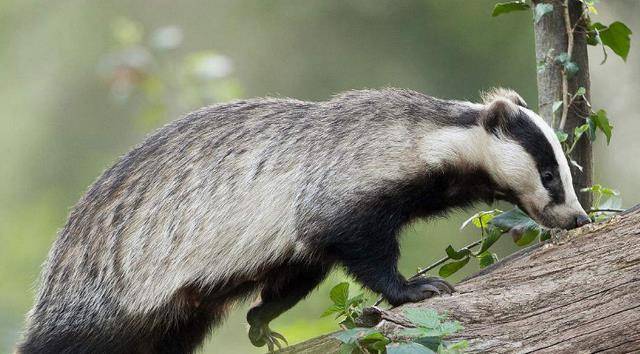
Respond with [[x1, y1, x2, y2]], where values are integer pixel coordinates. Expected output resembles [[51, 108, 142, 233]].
[[501, 111, 565, 205]]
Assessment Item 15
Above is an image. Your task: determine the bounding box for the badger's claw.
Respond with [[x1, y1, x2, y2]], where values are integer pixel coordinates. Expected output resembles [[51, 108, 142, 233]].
[[248, 324, 288, 352]]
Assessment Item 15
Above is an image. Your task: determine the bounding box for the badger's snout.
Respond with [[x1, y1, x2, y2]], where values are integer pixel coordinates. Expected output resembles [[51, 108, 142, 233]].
[[573, 213, 591, 229]]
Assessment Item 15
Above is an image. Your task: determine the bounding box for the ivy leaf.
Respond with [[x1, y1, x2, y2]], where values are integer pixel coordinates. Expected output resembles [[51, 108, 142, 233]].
[[386, 342, 436, 354], [539, 229, 552, 242], [555, 53, 579, 78], [460, 209, 500, 230], [329, 282, 350, 306], [552, 100, 563, 113], [534, 3, 554, 23], [321, 304, 344, 317], [510, 226, 540, 246], [333, 328, 377, 344], [477, 251, 499, 268], [439, 257, 470, 278], [403, 308, 442, 328], [555, 130, 568, 143], [574, 123, 590, 142], [575, 86, 586, 96], [492, 1, 530, 17], [476, 227, 503, 255], [598, 21, 632, 61], [589, 109, 613, 144], [339, 342, 357, 354], [489, 207, 537, 232], [445, 245, 471, 260]]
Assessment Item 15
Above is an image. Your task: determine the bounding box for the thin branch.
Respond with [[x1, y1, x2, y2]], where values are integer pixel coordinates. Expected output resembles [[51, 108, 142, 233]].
[[559, 0, 574, 130], [589, 208, 625, 213]]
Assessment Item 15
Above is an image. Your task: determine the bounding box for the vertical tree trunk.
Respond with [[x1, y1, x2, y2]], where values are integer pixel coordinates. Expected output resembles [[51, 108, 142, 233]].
[[533, 0, 592, 208]]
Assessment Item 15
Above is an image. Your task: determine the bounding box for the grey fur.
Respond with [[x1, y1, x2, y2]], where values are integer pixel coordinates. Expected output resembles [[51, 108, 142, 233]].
[[18, 88, 585, 353]]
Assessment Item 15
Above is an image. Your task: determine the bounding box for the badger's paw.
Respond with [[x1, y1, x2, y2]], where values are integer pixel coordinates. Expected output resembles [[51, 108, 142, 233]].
[[409, 276, 455, 295], [389, 276, 456, 306], [248, 324, 288, 352]]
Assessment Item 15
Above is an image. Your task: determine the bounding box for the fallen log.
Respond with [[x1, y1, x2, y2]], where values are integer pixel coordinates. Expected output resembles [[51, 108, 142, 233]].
[[280, 205, 640, 353]]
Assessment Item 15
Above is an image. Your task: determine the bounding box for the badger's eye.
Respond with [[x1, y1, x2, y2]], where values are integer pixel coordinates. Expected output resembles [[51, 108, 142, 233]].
[[541, 171, 554, 183]]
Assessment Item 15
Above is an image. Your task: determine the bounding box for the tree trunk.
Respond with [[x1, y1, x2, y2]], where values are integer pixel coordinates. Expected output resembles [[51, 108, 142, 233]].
[[280, 205, 640, 353], [533, 0, 593, 209]]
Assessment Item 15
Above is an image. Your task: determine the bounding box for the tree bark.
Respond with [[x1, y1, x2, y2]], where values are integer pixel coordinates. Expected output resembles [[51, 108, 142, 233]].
[[533, 0, 593, 209], [280, 205, 640, 353]]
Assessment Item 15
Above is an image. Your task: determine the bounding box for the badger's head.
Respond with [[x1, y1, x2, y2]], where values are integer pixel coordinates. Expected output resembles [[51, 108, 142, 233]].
[[479, 88, 590, 230]]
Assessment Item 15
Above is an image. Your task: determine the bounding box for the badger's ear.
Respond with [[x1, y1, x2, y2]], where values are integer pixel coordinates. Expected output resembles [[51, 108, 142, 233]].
[[481, 87, 528, 108], [480, 98, 519, 133]]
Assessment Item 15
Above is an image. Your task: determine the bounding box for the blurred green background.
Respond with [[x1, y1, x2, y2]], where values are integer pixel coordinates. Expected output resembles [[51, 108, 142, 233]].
[[1, 1, 638, 353]]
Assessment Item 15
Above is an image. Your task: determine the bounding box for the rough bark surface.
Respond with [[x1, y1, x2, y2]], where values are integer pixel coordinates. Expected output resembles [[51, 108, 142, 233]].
[[280, 206, 640, 353], [533, 0, 593, 208]]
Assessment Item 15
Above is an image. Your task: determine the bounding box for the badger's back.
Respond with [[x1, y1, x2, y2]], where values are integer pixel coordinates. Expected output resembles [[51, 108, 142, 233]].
[[19, 89, 476, 353]]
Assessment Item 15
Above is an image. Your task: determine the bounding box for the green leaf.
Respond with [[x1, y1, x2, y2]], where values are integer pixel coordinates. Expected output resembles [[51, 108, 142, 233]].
[[534, 3, 554, 23], [333, 328, 377, 344], [489, 207, 537, 232], [403, 308, 442, 328], [330, 282, 350, 306], [574, 123, 589, 142], [476, 227, 503, 255], [321, 304, 344, 317], [539, 230, 552, 242], [400, 327, 444, 339], [339, 342, 357, 354], [492, 1, 530, 17], [589, 109, 613, 144], [347, 293, 365, 307], [587, 116, 597, 142], [575, 87, 586, 96], [386, 342, 436, 354], [555, 53, 579, 78], [439, 257, 470, 278], [552, 100, 563, 113], [477, 251, 498, 268], [460, 209, 500, 230], [413, 336, 442, 352], [510, 226, 540, 246], [443, 340, 469, 353], [555, 130, 568, 143], [445, 245, 471, 260], [438, 320, 465, 336], [598, 21, 632, 61]]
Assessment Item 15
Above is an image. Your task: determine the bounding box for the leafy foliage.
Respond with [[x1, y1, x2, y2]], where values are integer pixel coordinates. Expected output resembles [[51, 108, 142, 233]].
[[533, 3, 554, 23], [588, 22, 633, 62], [323, 282, 367, 329], [492, 1, 530, 17], [331, 308, 466, 354]]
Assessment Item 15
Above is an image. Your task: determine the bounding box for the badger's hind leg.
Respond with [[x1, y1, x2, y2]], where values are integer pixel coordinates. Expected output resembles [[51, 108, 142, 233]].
[[247, 262, 329, 351], [152, 281, 259, 354]]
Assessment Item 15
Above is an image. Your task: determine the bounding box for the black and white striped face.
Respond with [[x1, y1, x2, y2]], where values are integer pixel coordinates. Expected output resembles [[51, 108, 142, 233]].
[[480, 93, 589, 229]]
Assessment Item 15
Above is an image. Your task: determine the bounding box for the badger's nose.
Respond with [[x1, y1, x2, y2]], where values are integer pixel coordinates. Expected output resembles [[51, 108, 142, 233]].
[[575, 214, 591, 227]]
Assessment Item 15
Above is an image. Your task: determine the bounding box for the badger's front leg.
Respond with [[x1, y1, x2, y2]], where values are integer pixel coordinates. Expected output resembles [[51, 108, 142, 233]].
[[247, 263, 328, 351], [334, 238, 454, 306]]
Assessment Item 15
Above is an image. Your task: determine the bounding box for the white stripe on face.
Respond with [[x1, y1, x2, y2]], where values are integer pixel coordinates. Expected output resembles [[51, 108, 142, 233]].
[[519, 107, 581, 209], [516, 107, 588, 229]]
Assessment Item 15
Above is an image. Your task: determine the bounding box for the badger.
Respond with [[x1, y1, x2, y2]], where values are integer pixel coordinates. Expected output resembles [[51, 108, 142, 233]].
[[18, 87, 590, 354]]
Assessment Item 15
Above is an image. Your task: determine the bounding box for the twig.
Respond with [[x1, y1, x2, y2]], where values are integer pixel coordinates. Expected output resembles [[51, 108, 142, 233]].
[[372, 239, 483, 306], [559, 0, 574, 130], [589, 208, 625, 213]]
